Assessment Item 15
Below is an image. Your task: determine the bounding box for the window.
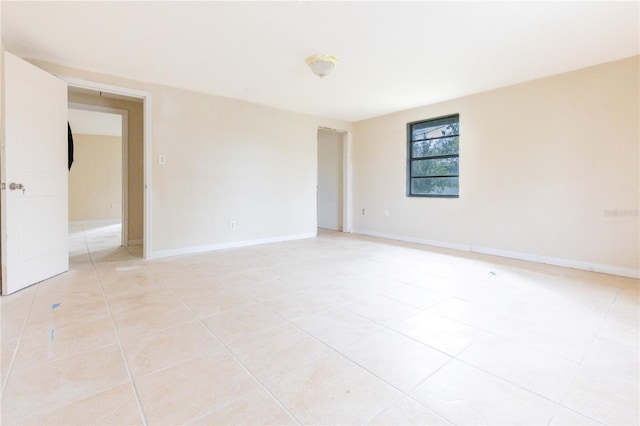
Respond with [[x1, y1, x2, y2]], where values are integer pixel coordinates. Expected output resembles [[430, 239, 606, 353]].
[[407, 114, 459, 197]]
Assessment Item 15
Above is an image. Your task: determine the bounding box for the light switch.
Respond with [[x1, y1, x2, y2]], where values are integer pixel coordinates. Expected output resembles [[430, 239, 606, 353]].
[[158, 155, 166, 165]]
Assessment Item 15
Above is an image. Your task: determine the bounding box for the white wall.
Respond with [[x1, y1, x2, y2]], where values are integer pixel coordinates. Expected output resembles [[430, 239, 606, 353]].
[[317, 129, 343, 231], [352, 56, 639, 277], [31, 60, 352, 257]]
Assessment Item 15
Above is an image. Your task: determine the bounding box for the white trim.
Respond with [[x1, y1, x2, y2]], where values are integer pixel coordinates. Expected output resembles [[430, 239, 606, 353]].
[[68, 102, 128, 246], [63, 77, 149, 99], [62, 76, 152, 260], [343, 131, 353, 233], [317, 127, 352, 234], [152, 232, 316, 259], [353, 229, 471, 252], [143, 94, 152, 259], [352, 229, 639, 279], [69, 220, 120, 226], [127, 239, 143, 246], [471, 245, 640, 279]]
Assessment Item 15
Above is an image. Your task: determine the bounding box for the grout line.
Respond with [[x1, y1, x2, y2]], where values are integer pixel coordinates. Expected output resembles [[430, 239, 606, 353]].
[[453, 357, 568, 406], [544, 289, 623, 425], [86, 227, 149, 426], [0, 280, 40, 395], [166, 287, 304, 426], [249, 295, 458, 424]]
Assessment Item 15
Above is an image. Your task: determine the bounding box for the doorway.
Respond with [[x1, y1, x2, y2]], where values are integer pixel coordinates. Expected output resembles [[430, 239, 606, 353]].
[[66, 84, 146, 258], [68, 106, 126, 246], [317, 128, 349, 232], [67, 105, 134, 262]]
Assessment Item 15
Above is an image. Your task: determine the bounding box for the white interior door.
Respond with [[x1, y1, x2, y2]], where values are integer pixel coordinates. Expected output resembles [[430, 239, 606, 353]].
[[1, 52, 68, 295]]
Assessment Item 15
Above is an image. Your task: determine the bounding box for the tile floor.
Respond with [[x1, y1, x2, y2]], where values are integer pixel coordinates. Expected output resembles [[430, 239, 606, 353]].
[[1, 223, 638, 425]]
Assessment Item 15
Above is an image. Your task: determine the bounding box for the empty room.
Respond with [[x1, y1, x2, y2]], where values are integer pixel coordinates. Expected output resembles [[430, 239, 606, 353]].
[[1, 2, 638, 425]]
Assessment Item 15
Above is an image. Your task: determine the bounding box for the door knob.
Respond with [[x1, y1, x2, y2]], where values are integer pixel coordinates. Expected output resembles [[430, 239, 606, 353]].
[[9, 182, 25, 194]]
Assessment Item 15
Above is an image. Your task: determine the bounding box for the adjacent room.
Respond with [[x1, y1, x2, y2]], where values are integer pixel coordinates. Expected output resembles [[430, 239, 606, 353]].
[[1, 2, 638, 425]]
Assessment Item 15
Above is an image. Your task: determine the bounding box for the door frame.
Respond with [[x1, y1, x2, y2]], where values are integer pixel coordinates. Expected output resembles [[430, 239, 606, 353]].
[[62, 77, 153, 259], [68, 102, 129, 246], [317, 127, 352, 233]]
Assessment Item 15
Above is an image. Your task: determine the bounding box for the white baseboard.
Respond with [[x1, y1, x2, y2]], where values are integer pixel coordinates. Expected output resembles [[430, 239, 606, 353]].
[[352, 229, 471, 252], [127, 239, 143, 246], [471, 245, 639, 279], [151, 232, 317, 259], [69, 219, 120, 226], [352, 229, 639, 279]]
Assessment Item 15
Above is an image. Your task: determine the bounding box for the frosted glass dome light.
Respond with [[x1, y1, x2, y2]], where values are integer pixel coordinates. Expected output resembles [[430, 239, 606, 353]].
[[306, 54, 338, 79]]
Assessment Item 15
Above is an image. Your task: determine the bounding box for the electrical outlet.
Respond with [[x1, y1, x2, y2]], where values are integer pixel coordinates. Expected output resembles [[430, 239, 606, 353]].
[[158, 155, 166, 165], [229, 220, 236, 230], [384, 209, 389, 217]]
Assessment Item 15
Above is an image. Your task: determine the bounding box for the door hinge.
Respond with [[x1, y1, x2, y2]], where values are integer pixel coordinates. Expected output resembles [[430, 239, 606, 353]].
[[1, 182, 5, 190]]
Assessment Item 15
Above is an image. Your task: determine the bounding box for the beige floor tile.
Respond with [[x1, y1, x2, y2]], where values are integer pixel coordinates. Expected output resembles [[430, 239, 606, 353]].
[[24, 298, 111, 332], [189, 388, 297, 425], [268, 352, 401, 425], [229, 323, 331, 384], [596, 315, 639, 349], [14, 383, 143, 425], [12, 316, 118, 372], [378, 282, 449, 308], [491, 314, 595, 363], [512, 299, 610, 334], [294, 307, 384, 350], [179, 288, 256, 318], [391, 310, 487, 355], [342, 329, 451, 392], [549, 407, 601, 425], [135, 350, 260, 425], [231, 277, 305, 301], [367, 397, 452, 425], [411, 360, 556, 425], [33, 276, 104, 307], [111, 301, 197, 341], [581, 337, 639, 381], [1, 338, 18, 389], [2, 227, 637, 426], [606, 288, 640, 325], [202, 303, 288, 346], [261, 289, 336, 321], [561, 365, 639, 425], [121, 320, 223, 377], [343, 293, 418, 325], [1, 344, 130, 424], [427, 297, 511, 332], [106, 288, 182, 314], [402, 273, 469, 297], [304, 281, 368, 306], [457, 335, 579, 401], [453, 283, 528, 313]]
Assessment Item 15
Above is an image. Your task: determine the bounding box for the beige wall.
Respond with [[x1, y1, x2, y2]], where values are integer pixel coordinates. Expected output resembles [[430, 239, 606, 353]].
[[32, 60, 352, 256], [352, 56, 639, 275], [68, 91, 143, 243], [317, 129, 344, 231], [69, 134, 122, 221]]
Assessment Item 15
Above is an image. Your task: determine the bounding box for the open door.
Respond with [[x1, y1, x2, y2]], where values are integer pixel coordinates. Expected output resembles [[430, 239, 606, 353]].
[[1, 52, 69, 295]]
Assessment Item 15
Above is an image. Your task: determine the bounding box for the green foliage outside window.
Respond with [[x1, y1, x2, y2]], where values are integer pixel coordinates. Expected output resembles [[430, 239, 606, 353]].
[[407, 116, 459, 197]]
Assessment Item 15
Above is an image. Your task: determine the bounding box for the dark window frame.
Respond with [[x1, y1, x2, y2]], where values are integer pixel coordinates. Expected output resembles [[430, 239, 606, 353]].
[[406, 114, 460, 198]]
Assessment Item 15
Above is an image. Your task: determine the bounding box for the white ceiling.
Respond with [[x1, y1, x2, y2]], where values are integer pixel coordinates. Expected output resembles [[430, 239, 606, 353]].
[[68, 108, 122, 137], [2, 1, 638, 122]]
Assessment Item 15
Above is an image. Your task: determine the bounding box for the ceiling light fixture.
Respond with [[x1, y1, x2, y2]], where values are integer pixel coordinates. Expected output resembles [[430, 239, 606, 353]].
[[306, 54, 338, 79]]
